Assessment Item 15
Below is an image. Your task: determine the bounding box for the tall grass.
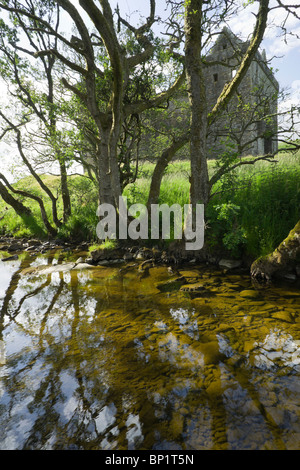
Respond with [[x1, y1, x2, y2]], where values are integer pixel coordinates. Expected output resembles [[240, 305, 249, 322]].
[[123, 160, 191, 207], [207, 152, 300, 258], [125, 153, 300, 258]]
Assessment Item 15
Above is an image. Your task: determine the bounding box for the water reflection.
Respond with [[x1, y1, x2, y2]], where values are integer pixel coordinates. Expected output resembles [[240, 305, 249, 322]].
[[0, 251, 299, 450]]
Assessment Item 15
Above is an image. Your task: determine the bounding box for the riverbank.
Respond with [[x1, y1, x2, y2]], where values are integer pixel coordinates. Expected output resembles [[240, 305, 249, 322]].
[[1, 234, 299, 283], [0, 153, 299, 265]]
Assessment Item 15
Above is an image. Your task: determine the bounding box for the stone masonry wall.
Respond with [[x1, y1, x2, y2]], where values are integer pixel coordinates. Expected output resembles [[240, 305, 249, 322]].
[[203, 28, 279, 159]]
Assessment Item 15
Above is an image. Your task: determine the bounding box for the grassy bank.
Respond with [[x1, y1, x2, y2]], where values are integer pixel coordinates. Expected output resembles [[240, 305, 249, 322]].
[[207, 152, 300, 259], [0, 150, 299, 260], [123, 151, 300, 259]]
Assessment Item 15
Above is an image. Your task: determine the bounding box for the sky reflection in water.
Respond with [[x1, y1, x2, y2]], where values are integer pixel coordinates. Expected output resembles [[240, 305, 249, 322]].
[[0, 252, 299, 450]]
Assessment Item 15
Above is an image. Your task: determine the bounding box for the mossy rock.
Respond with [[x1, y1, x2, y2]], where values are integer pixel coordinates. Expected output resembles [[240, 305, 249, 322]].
[[251, 220, 300, 280]]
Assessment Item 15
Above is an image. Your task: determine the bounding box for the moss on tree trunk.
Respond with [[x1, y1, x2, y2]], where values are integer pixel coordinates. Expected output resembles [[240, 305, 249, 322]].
[[251, 220, 300, 280]]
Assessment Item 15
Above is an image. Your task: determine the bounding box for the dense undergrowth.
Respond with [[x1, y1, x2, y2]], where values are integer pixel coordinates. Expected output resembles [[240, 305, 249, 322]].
[[0, 150, 299, 260]]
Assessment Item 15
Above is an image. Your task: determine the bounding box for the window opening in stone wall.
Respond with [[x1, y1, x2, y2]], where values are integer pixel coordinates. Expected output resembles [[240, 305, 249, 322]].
[[264, 135, 273, 154], [213, 73, 218, 82], [223, 44, 227, 50], [263, 104, 273, 154]]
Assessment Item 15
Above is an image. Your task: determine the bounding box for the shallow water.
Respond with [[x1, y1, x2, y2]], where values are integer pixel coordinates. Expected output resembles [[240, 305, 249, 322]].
[[0, 250, 299, 450]]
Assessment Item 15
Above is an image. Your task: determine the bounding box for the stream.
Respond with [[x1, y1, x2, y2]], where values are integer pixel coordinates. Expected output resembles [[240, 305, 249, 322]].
[[0, 249, 299, 450]]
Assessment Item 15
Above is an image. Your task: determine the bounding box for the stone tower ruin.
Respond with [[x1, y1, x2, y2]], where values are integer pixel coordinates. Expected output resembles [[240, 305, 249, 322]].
[[204, 27, 279, 158]]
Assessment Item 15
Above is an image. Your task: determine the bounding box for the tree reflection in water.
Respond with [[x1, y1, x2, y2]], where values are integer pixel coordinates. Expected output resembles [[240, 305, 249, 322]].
[[0, 252, 299, 450]]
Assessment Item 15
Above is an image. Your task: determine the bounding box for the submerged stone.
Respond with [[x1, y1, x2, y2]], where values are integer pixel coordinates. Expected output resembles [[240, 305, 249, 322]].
[[217, 323, 235, 333], [156, 277, 186, 292], [239, 289, 261, 299], [180, 283, 205, 293], [272, 311, 294, 323]]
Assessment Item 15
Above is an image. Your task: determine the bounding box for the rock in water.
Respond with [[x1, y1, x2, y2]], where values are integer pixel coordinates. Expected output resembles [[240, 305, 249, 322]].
[[180, 283, 205, 293], [219, 259, 242, 269], [240, 289, 260, 299]]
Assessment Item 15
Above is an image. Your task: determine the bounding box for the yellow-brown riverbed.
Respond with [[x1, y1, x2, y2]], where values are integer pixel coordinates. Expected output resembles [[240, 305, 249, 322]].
[[0, 251, 299, 450]]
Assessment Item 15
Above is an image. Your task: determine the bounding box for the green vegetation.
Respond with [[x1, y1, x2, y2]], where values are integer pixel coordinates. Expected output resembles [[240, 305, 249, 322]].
[[124, 151, 300, 259], [0, 174, 98, 242], [88, 239, 119, 253], [1, 151, 299, 261], [207, 151, 300, 258]]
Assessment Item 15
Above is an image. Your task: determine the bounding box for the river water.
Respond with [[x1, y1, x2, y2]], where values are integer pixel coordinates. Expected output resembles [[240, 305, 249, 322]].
[[0, 250, 299, 450]]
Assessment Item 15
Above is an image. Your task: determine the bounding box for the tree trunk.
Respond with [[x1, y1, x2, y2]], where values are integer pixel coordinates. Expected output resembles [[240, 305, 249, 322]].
[[147, 134, 190, 210], [0, 174, 57, 237], [184, 0, 210, 210], [97, 133, 116, 207], [251, 220, 300, 280], [12, 129, 62, 228], [58, 158, 72, 222], [0, 181, 32, 218], [109, 133, 123, 209], [183, 0, 270, 211]]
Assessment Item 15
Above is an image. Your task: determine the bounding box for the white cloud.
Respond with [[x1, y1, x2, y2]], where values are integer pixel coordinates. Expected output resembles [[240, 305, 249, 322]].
[[292, 80, 300, 90], [278, 80, 300, 138], [228, 3, 257, 39], [228, 0, 300, 59], [280, 80, 300, 109], [264, 24, 300, 57], [227, 1, 300, 137]]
